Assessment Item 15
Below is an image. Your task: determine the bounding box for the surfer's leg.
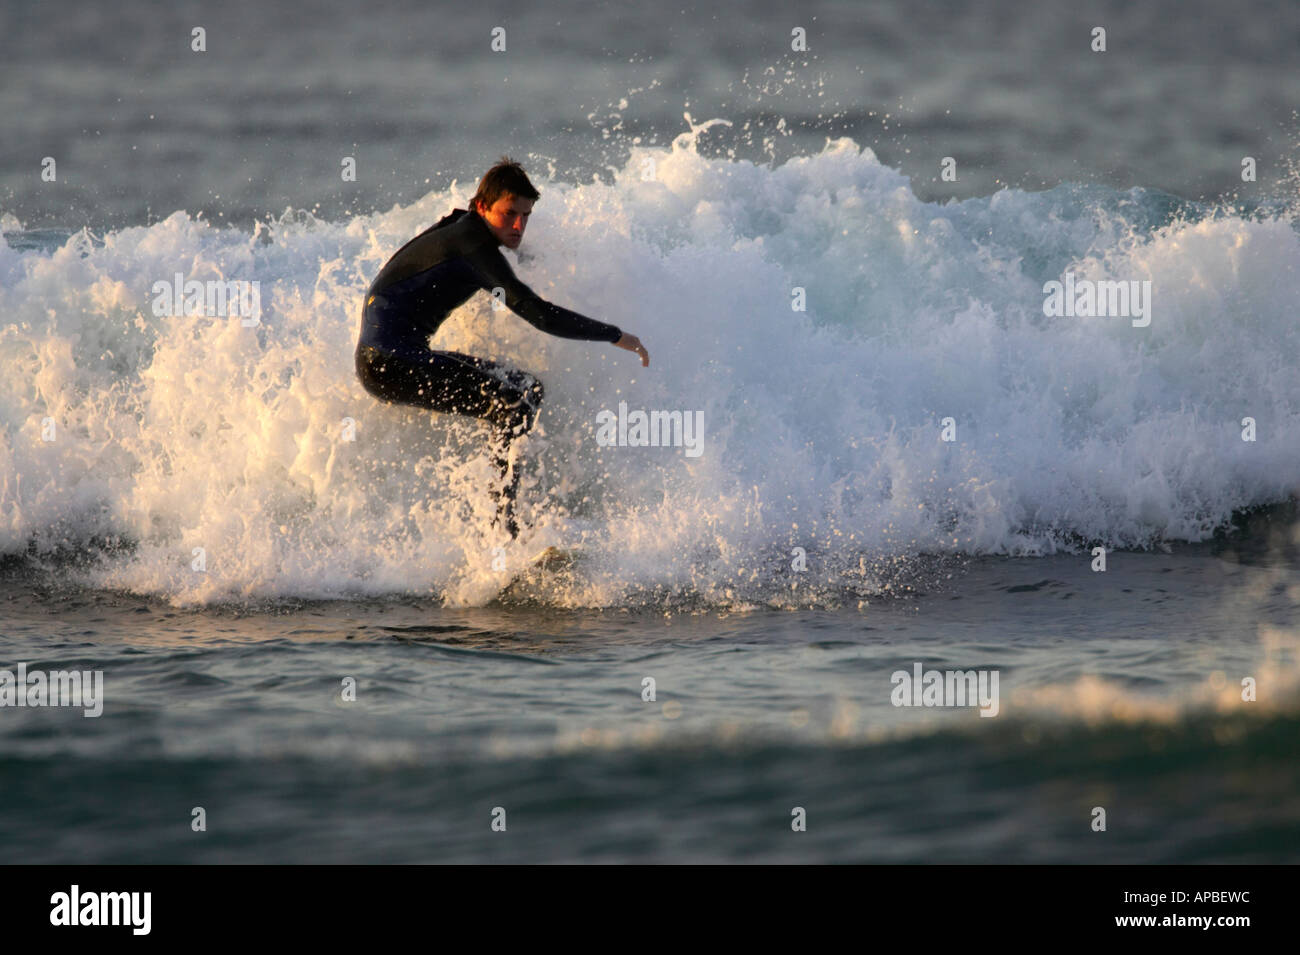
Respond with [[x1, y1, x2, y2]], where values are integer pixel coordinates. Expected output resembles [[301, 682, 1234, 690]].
[[485, 430, 520, 538], [473, 361, 544, 539], [355, 345, 544, 536], [355, 346, 542, 424]]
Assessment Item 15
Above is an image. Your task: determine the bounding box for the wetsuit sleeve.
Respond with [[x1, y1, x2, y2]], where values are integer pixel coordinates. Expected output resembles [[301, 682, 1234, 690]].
[[468, 246, 624, 343]]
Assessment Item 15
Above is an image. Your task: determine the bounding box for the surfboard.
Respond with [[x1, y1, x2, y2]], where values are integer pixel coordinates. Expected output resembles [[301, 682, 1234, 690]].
[[531, 545, 582, 571], [496, 546, 585, 599]]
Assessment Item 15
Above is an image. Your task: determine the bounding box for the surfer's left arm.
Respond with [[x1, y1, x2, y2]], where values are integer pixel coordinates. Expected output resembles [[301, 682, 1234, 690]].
[[610, 331, 649, 366], [470, 246, 624, 342], [464, 246, 650, 365], [514, 289, 650, 366]]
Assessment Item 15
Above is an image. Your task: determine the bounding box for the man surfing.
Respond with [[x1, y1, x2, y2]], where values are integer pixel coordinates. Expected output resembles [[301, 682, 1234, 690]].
[[355, 156, 649, 540]]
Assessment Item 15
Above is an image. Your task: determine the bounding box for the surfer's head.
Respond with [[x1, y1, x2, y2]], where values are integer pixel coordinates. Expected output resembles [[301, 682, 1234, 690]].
[[471, 156, 540, 250]]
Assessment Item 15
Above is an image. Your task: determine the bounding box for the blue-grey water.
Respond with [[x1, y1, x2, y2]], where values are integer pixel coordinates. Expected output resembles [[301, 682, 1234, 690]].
[[2, 0, 1300, 862], [2, 529, 1299, 862]]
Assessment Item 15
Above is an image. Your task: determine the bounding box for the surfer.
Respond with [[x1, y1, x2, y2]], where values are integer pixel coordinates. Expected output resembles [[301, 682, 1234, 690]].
[[355, 157, 650, 539]]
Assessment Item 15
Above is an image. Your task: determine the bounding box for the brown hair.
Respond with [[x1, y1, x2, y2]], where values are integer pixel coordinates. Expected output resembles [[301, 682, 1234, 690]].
[[470, 156, 540, 215]]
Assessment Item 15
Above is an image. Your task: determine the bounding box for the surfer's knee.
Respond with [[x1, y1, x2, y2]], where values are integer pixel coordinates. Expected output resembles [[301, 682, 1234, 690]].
[[524, 376, 544, 418], [517, 378, 543, 433], [498, 375, 543, 436], [354, 345, 385, 398]]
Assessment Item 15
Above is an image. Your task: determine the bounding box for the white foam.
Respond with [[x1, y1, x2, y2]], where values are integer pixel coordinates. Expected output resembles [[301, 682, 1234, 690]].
[[3, 123, 1299, 606]]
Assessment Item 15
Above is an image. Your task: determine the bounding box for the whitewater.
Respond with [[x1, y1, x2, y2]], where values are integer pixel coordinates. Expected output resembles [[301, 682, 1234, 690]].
[[3, 121, 1299, 609]]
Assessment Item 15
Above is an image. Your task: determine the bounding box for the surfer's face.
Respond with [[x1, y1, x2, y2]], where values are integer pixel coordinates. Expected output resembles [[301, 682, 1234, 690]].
[[476, 194, 533, 249]]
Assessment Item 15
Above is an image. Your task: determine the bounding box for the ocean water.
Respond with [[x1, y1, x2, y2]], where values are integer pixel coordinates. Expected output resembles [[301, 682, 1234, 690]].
[[2, 0, 1300, 863]]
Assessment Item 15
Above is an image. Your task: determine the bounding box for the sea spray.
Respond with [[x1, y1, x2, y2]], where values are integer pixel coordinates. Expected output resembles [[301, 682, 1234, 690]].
[[3, 132, 1300, 607]]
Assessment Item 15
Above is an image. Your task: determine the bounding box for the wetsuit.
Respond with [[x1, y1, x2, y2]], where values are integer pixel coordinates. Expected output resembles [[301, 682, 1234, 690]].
[[355, 207, 622, 538]]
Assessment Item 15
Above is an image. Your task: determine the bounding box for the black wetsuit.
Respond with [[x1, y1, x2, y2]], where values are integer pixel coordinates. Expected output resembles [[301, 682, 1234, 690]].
[[355, 207, 622, 538]]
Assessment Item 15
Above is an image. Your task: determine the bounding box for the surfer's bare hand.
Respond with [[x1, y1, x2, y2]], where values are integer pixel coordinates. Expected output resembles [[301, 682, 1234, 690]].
[[614, 332, 650, 367]]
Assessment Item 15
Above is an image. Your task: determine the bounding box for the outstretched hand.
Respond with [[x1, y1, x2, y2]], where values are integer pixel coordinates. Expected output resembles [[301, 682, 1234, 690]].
[[614, 332, 650, 367]]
